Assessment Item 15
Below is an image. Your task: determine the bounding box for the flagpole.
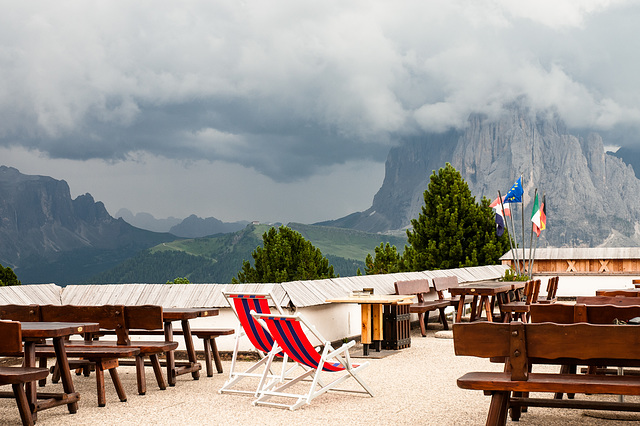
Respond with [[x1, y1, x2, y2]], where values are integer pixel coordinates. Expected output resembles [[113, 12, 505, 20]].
[[499, 190, 520, 276], [530, 229, 540, 278], [520, 175, 525, 276], [497, 191, 517, 275], [531, 192, 546, 276], [528, 188, 538, 278]]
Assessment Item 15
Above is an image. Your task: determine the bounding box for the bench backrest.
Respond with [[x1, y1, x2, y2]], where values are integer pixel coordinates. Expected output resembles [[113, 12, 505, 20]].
[[523, 279, 541, 304], [454, 321, 640, 380], [0, 304, 41, 322], [530, 303, 584, 323], [394, 279, 433, 303], [123, 305, 164, 331], [431, 276, 459, 291], [531, 303, 640, 324], [0, 320, 22, 354], [431, 276, 460, 299], [576, 296, 640, 306], [545, 276, 559, 301], [40, 304, 130, 344]]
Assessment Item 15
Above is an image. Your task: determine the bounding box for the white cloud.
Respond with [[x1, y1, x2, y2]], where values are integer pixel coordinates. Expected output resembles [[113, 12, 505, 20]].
[[1, 0, 640, 221]]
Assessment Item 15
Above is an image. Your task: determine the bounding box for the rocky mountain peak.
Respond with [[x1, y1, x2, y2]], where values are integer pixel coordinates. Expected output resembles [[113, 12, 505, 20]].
[[320, 104, 640, 247]]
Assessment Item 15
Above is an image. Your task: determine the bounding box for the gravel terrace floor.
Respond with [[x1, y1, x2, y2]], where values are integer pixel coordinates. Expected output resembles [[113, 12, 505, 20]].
[[1, 325, 639, 426]]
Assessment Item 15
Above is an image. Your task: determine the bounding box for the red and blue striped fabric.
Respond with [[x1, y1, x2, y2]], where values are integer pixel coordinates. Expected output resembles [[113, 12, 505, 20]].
[[261, 316, 350, 372], [230, 294, 275, 354]]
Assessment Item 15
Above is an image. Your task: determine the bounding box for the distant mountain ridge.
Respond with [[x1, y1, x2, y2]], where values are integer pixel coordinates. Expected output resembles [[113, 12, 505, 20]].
[[0, 166, 176, 284], [168, 214, 248, 238], [320, 102, 640, 248], [115, 208, 182, 233], [116, 209, 249, 237]]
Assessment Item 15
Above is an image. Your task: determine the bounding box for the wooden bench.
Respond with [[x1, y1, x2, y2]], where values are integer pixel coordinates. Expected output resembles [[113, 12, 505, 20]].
[[35, 345, 139, 406], [0, 320, 50, 426], [104, 328, 235, 376], [0, 305, 41, 322], [540, 276, 559, 303], [498, 279, 540, 322], [431, 276, 462, 308], [454, 321, 640, 425], [394, 279, 450, 336], [39, 305, 178, 396], [531, 302, 640, 324]]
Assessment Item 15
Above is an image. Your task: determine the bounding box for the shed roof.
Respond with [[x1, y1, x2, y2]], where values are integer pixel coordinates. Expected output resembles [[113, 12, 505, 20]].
[[500, 247, 640, 261], [0, 264, 508, 308]]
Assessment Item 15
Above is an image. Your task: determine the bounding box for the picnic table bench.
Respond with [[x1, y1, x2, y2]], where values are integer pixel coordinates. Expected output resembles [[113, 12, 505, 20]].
[[102, 327, 234, 376], [394, 279, 450, 336], [34, 345, 139, 406], [37, 304, 178, 396], [454, 321, 640, 425], [432, 276, 464, 309], [0, 320, 50, 426]]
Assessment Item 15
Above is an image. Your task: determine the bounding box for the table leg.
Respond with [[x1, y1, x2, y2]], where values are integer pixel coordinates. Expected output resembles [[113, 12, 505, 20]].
[[482, 296, 493, 322], [361, 304, 372, 356], [470, 295, 479, 321], [23, 341, 37, 420], [181, 319, 200, 380], [372, 304, 383, 352], [164, 321, 176, 386], [52, 337, 78, 414], [455, 295, 466, 322]]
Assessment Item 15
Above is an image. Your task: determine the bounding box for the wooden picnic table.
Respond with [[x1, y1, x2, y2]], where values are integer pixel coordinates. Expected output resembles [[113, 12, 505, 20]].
[[448, 281, 526, 323], [16, 321, 99, 420], [596, 288, 640, 297], [325, 294, 415, 356], [162, 308, 219, 386]]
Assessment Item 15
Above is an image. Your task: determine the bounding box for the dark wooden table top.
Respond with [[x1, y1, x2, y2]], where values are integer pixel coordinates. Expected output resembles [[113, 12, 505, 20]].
[[596, 288, 640, 296], [449, 281, 525, 296], [19, 322, 100, 339], [162, 308, 219, 321]]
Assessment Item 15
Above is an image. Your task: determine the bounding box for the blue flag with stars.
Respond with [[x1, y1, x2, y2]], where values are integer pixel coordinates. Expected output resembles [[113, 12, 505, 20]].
[[504, 177, 523, 203]]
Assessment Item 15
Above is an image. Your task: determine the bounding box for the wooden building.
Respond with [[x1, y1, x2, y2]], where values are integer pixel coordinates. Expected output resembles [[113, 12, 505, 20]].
[[501, 247, 640, 274]]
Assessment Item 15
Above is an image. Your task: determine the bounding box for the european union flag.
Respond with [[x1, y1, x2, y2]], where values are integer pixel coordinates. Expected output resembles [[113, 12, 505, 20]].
[[504, 177, 523, 203]]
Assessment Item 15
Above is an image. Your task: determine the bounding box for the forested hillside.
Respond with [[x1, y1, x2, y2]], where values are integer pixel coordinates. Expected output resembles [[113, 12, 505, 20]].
[[86, 223, 407, 284]]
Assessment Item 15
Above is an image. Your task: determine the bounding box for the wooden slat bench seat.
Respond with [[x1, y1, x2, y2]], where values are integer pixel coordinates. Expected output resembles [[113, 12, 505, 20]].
[[34, 345, 139, 406], [394, 279, 450, 336], [39, 305, 178, 396], [454, 321, 640, 425], [96, 328, 235, 376], [0, 320, 50, 426]]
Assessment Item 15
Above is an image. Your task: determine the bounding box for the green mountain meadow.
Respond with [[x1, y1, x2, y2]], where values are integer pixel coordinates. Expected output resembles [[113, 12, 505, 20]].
[[86, 223, 407, 284]]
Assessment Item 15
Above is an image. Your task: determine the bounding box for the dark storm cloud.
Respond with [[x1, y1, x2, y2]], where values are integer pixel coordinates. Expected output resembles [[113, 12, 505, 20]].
[[2, 0, 640, 184]]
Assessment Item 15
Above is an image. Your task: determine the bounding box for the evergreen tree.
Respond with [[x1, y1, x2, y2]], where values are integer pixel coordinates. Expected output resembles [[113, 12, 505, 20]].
[[0, 263, 21, 286], [364, 243, 402, 275], [166, 277, 190, 284], [402, 163, 508, 271], [232, 225, 336, 283]]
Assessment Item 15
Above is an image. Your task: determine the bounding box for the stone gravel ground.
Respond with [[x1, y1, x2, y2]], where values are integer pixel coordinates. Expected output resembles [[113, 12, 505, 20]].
[[1, 326, 639, 425]]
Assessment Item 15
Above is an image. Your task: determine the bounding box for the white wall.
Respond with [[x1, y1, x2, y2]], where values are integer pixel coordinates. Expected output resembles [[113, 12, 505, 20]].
[[157, 275, 640, 353], [533, 274, 639, 298]]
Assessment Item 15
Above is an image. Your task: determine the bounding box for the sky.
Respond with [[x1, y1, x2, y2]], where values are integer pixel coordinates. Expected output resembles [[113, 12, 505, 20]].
[[2, 0, 640, 224]]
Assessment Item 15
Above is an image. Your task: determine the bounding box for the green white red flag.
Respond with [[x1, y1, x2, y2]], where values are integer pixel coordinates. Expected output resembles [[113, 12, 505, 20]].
[[531, 193, 543, 237]]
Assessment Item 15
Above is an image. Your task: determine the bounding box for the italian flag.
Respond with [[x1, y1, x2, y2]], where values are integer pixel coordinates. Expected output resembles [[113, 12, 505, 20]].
[[531, 193, 543, 237]]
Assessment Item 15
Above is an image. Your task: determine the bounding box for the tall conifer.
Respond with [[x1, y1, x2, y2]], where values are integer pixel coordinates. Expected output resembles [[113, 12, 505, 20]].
[[402, 163, 509, 271]]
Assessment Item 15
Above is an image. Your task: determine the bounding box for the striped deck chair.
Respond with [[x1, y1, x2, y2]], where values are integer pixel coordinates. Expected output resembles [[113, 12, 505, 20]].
[[251, 312, 374, 410], [219, 292, 291, 396]]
